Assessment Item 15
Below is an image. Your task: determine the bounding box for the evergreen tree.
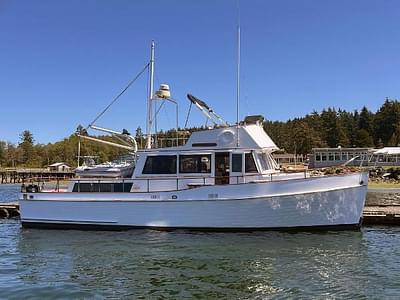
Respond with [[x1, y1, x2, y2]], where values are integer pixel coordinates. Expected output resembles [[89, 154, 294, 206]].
[[374, 98, 400, 145], [388, 124, 400, 146], [358, 106, 374, 134], [0, 141, 5, 166], [321, 108, 349, 147], [19, 130, 35, 166], [355, 129, 374, 147]]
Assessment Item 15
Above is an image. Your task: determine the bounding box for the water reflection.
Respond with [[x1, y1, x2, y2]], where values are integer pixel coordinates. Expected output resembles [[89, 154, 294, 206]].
[[8, 228, 373, 298]]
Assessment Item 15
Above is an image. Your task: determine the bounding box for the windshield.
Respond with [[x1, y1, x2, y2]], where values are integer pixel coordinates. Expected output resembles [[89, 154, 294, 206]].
[[257, 152, 278, 171]]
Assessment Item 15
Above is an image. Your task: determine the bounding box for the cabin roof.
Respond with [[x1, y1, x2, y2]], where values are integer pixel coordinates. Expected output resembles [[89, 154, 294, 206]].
[[140, 124, 278, 153], [374, 147, 400, 155], [49, 162, 70, 167]]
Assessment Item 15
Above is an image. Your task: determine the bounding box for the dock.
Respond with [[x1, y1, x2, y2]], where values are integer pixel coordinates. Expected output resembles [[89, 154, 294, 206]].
[[0, 202, 19, 218], [363, 206, 400, 225], [0, 168, 74, 184]]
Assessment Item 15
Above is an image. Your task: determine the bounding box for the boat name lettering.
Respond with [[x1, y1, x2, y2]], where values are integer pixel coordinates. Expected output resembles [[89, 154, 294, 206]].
[[151, 195, 160, 199], [208, 193, 218, 199]]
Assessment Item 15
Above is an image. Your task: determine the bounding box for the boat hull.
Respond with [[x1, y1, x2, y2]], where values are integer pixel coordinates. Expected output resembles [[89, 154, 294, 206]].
[[19, 173, 368, 231]]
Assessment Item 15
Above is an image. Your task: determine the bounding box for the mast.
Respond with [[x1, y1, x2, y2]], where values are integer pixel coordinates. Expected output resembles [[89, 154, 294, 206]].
[[146, 41, 155, 149], [236, 24, 241, 147]]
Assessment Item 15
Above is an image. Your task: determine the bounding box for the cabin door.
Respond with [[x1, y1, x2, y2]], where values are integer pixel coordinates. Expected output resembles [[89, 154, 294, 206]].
[[215, 152, 230, 185]]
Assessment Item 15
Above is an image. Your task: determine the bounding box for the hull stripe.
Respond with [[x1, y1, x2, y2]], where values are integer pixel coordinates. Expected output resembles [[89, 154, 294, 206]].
[[21, 221, 362, 232]]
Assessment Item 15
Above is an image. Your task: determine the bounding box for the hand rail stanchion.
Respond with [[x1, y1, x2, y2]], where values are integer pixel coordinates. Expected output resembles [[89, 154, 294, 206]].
[[147, 179, 150, 193]]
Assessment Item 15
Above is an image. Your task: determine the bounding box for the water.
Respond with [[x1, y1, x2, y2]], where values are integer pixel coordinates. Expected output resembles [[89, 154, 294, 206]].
[[1, 186, 400, 299], [0, 184, 20, 203]]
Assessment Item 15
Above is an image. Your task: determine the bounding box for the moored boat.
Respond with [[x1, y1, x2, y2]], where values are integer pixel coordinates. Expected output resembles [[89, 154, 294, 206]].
[[18, 41, 368, 231]]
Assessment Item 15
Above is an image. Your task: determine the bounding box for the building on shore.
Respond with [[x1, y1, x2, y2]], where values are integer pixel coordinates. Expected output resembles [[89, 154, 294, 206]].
[[48, 162, 71, 172], [309, 147, 400, 168]]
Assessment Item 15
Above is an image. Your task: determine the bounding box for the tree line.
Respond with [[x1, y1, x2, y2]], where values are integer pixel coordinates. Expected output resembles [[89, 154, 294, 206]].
[[264, 98, 400, 154], [0, 98, 399, 168]]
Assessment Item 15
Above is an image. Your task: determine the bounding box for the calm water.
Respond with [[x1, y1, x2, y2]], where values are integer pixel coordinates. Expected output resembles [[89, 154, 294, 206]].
[[1, 185, 400, 299]]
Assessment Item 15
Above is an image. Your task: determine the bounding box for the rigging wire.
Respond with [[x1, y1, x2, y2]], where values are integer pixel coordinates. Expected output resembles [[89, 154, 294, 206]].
[[184, 102, 193, 128], [88, 63, 150, 128]]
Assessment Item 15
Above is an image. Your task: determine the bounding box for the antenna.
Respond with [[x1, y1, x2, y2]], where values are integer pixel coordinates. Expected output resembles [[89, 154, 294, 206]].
[[146, 41, 155, 149], [236, 3, 241, 147]]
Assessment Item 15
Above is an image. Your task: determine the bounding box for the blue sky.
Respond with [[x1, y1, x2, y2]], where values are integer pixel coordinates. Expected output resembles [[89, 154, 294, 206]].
[[1, 0, 399, 144]]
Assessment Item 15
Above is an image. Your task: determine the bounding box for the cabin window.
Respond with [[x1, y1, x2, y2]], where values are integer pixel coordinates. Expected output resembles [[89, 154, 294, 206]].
[[143, 155, 177, 174], [99, 183, 112, 192], [341, 153, 347, 161], [72, 182, 133, 192], [316, 153, 321, 161], [257, 152, 276, 171], [257, 153, 268, 170], [328, 152, 334, 161], [179, 154, 211, 173], [245, 153, 258, 173], [232, 153, 242, 172], [113, 183, 133, 192]]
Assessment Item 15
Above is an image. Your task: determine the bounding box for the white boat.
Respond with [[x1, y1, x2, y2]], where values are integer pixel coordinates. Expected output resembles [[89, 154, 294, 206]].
[[18, 41, 368, 231], [75, 160, 135, 178]]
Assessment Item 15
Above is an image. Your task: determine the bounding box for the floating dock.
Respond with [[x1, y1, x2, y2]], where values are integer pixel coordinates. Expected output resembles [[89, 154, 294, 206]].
[[363, 206, 400, 225], [0, 202, 19, 218]]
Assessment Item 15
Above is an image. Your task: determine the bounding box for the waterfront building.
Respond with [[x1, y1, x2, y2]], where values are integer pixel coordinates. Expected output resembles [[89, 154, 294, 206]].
[[48, 162, 71, 172], [309, 147, 400, 168]]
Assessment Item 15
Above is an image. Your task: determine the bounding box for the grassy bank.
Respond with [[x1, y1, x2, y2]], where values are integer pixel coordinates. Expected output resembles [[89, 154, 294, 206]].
[[368, 181, 400, 189]]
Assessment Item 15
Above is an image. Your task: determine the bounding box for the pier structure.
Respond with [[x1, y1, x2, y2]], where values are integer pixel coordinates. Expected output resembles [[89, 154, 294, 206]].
[[0, 202, 19, 218], [0, 168, 74, 184]]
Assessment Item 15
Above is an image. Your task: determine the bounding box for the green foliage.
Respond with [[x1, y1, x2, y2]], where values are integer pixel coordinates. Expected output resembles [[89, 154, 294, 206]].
[[19, 130, 36, 166], [355, 129, 374, 147], [264, 98, 399, 152], [373, 98, 400, 145], [0, 141, 5, 166]]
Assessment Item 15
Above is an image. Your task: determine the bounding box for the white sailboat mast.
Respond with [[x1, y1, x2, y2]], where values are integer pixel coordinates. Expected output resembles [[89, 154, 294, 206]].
[[236, 25, 241, 147], [146, 41, 155, 149]]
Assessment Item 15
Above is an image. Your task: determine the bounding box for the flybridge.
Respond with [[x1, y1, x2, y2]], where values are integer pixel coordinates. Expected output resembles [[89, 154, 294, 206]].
[[174, 124, 278, 151]]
